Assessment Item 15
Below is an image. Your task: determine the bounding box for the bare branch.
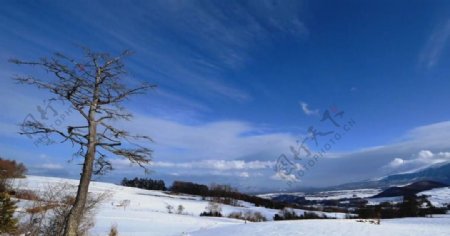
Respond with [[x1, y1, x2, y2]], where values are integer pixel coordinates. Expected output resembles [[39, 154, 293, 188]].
[[93, 151, 113, 175], [20, 121, 87, 146]]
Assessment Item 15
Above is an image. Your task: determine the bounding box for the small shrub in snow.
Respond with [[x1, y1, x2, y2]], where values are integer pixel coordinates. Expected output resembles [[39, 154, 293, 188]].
[[25, 203, 59, 214], [248, 211, 267, 222], [228, 211, 243, 219], [117, 199, 131, 210], [177, 205, 185, 214], [116, 199, 131, 210], [19, 183, 110, 236], [108, 224, 119, 236], [14, 189, 40, 201], [200, 202, 222, 217], [166, 204, 174, 214], [200, 211, 222, 217], [206, 201, 221, 213]]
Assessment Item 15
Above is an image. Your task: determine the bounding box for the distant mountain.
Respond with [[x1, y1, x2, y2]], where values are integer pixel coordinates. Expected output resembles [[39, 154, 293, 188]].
[[370, 180, 448, 198], [329, 162, 450, 190], [381, 162, 450, 184]]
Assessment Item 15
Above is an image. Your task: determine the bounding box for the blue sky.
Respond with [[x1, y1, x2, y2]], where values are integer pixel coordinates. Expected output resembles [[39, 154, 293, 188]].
[[1, 0, 450, 192]]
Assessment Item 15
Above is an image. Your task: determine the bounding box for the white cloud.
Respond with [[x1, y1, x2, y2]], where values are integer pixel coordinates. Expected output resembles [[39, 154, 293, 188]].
[[387, 158, 405, 168], [299, 101, 319, 116], [271, 172, 300, 182], [121, 114, 297, 162], [417, 150, 434, 159], [153, 160, 274, 171], [284, 120, 450, 186], [385, 149, 450, 172], [107, 118, 450, 187], [38, 163, 64, 170], [239, 172, 250, 178]]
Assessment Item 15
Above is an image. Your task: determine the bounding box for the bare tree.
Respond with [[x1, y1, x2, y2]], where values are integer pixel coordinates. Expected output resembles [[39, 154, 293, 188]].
[[10, 48, 155, 236]]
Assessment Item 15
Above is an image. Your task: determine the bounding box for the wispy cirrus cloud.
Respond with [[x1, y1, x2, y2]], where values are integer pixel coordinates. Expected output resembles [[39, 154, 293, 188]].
[[419, 19, 450, 69], [1, 0, 307, 103], [299, 101, 319, 116]]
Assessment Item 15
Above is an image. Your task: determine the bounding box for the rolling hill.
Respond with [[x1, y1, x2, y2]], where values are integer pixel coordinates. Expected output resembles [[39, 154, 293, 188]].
[[371, 181, 448, 198]]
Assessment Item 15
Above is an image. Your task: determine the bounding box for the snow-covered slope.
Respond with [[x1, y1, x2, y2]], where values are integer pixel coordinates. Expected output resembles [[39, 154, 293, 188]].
[[13, 176, 450, 236], [14, 176, 244, 235], [419, 187, 450, 207], [190, 216, 450, 236], [13, 176, 344, 235]]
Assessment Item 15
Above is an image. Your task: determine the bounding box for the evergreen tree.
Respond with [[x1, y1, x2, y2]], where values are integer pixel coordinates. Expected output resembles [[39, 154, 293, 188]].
[[400, 195, 419, 217], [0, 192, 18, 234]]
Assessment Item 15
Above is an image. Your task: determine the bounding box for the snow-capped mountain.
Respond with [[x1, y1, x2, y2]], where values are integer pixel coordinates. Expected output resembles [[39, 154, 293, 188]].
[[330, 162, 450, 190]]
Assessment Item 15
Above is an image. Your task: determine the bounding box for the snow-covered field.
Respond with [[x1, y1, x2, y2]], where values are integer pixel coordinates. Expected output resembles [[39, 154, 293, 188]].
[[14, 176, 245, 236], [419, 187, 450, 207], [190, 216, 450, 236], [366, 196, 404, 205], [12, 176, 450, 236], [259, 188, 381, 201]]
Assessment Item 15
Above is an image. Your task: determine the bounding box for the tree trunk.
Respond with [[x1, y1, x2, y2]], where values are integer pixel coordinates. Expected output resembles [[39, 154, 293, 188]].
[[64, 68, 101, 236], [63, 130, 96, 235], [64, 108, 98, 235]]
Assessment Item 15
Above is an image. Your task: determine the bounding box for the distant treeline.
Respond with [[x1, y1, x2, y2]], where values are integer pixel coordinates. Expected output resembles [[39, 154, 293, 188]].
[[357, 195, 447, 219], [274, 209, 330, 221], [1, 158, 27, 192], [121, 177, 167, 191], [121, 178, 287, 210], [0, 158, 27, 179], [172, 181, 287, 209]]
